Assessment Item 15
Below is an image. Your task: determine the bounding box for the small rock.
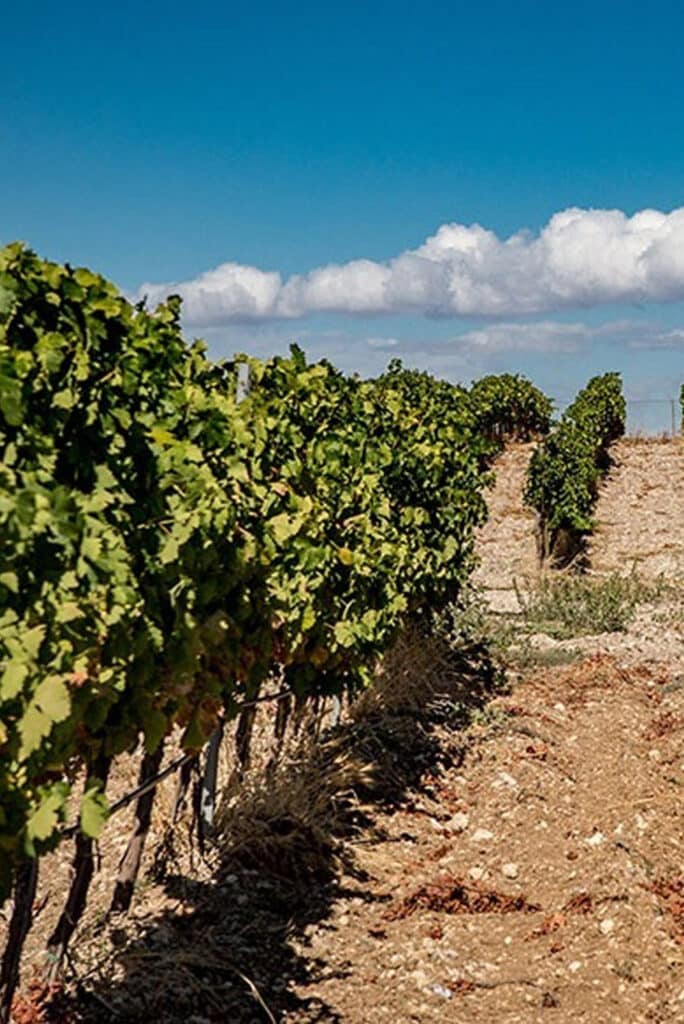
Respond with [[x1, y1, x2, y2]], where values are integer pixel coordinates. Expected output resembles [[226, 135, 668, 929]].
[[471, 828, 494, 843], [554, 702, 566, 713], [568, 961, 583, 973], [586, 831, 605, 847], [469, 866, 486, 881], [599, 918, 614, 936], [500, 771, 518, 788], [502, 862, 519, 879], [431, 984, 453, 999], [448, 812, 470, 832], [338, 914, 350, 926]]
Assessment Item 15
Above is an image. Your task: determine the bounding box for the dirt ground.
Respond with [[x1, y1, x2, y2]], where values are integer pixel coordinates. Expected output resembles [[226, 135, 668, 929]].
[[588, 438, 684, 581], [3, 437, 683, 1024], [282, 655, 684, 1024], [471, 442, 539, 612]]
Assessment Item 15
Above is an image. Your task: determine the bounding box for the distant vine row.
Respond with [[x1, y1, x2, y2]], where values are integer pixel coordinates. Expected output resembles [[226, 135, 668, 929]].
[[524, 372, 626, 562]]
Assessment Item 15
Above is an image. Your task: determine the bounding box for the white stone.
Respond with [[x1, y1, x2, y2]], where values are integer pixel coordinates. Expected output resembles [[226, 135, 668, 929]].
[[468, 867, 486, 881], [448, 812, 470, 832], [471, 828, 494, 843], [586, 831, 605, 847], [599, 918, 614, 935], [568, 961, 583, 973], [502, 862, 519, 879], [492, 771, 518, 790]]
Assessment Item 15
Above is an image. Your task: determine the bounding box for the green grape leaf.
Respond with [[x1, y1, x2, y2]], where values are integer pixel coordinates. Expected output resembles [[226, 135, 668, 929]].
[[18, 703, 52, 759], [0, 384, 23, 426], [1, 661, 28, 700], [21, 625, 45, 660], [333, 621, 356, 648], [26, 790, 65, 844], [159, 534, 180, 565], [80, 785, 109, 839], [34, 676, 71, 723], [268, 512, 299, 544], [0, 571, 18, 593]]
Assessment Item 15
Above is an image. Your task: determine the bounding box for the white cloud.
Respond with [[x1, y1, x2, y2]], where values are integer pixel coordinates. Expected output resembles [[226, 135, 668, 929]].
[[366, 336, 400, 349], [137, 262, 283, 323], [627, 327, 684, 349], [457, 321, 591, 353], [136, 207, 684, 325]]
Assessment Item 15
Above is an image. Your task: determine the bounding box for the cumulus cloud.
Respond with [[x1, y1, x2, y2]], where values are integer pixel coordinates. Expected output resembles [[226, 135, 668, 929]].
[[137, 262, 283, 324], [135, 207, 684, 325]]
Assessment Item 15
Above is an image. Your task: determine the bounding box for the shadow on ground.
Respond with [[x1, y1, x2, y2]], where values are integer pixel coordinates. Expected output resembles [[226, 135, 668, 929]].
[[58, 634, 503, 1023]]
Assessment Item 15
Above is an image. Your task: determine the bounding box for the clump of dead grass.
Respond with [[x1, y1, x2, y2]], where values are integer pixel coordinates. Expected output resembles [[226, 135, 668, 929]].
[[215, 727, 373, 882], [214, 622, 500, 885]]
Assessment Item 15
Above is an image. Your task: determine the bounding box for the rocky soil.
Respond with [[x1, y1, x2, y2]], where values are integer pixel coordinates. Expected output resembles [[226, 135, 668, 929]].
[[471, 442, 539, 612], [588, 438, 684, 581]]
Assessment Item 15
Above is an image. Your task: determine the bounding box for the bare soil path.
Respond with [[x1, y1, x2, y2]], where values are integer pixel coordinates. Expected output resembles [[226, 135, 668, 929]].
[[284, 655, 684, 1024], [588, 438, 684, 580], [471, 443, 539, 612]]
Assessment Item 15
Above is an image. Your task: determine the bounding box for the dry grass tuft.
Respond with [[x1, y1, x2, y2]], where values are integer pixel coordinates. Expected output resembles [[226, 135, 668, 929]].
[[215, 623, 497, 884], [215, 730, 374, 882]]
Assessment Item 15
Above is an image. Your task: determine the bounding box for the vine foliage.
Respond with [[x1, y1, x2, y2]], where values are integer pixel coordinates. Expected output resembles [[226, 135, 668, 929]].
[[524, 372, 625, 562], [0, 245, 555, 905]]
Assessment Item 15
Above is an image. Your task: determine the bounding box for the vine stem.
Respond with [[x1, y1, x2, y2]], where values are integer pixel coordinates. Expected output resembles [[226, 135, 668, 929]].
[[45, 752, 112, 983], [110, 742, 165, 915], [0, 858, 39, 1024]]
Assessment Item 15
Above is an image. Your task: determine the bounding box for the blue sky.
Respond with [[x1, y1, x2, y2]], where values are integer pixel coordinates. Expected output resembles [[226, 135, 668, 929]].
[[3, 1, 684, 427]]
